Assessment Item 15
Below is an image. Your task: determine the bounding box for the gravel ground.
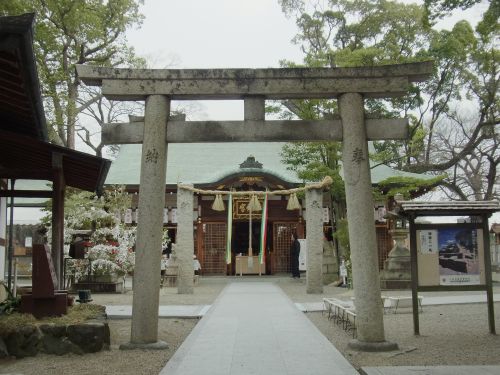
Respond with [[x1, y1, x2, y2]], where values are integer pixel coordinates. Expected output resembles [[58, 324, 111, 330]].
[[1, 276, 499, 374]]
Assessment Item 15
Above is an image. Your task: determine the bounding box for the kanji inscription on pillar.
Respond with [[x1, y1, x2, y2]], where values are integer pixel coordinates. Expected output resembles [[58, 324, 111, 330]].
[[145, 148, 159, 164], [352, 147, 365, 164]]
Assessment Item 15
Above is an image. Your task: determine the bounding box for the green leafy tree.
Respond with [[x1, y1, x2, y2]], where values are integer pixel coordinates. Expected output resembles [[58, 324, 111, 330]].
[[278, 0, 499, 202], [0, 1, 145, 154]]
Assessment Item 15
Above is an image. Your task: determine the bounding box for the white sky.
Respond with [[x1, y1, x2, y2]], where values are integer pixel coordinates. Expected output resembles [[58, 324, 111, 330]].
[[123, 0, 489, 121], [126, 0, 304, 121], [127, 0, 303, 69]]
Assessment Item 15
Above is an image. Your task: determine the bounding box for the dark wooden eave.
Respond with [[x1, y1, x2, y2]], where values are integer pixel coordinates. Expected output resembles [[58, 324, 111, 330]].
[[0, 13, 46, 140], [0, 13, 111, 195], [0, 130, 110, 194], [399, 201, 500, 217]]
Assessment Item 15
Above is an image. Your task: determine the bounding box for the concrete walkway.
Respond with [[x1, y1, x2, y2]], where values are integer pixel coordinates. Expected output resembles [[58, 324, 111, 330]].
[[105, 304, 211, 319], [296, 293, 500, 312], [103, 293, 500, 317], [159, 282, 358, 375], [360, 366, 500, 375]]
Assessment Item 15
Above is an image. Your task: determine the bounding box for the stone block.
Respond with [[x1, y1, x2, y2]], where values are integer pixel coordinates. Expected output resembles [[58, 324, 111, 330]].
[[41, 334, 79, 355], [67, 323, 109, 353], [39, 323, 78, 355], [5, 325, 41, 358], [39, 323, 67, 337], [0, 336, 8, 358]]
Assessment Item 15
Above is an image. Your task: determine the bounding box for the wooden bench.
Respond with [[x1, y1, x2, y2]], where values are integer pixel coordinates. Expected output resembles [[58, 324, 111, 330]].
[[322, 298, 357, 337], [322, 298, 352, 320], [386, 296, 423, 313], [351, 295, 389, 313], [344, 309, 357, 338]]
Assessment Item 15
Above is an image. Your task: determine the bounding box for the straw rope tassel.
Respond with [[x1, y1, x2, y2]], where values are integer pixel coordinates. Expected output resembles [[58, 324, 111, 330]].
[[212, 194, 225, 211], [287, 193, 301, 210], [247, 194, 262, 212]]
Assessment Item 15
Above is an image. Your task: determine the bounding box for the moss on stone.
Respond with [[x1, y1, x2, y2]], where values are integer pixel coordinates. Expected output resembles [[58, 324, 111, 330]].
[[0, 303, 105, 337]]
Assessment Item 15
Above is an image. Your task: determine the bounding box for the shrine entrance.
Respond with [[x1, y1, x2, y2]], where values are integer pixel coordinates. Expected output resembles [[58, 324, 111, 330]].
[[201, 222, 227, 275], [232, 221, 261, 256], [77, 61, 433, 351], [272, 222, 298, 274]]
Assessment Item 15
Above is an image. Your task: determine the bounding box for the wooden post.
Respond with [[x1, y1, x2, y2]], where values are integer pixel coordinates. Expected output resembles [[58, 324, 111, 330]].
[[51, 153, 65, 289], [409, 215, 420, 335], [482, 214, 496, 334], [7, 179, 14, 291]]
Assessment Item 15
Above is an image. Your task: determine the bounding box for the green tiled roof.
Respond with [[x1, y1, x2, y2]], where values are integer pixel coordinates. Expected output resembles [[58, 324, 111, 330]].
[[105, 142, 435, 186], [106, 143, 300, 186], [368, 162, 434, 183]]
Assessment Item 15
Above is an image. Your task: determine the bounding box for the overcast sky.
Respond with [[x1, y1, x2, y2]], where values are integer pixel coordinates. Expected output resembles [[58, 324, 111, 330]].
[[127, 0, 303, 69], [126, 0, 305, 120], [124, 0, 488, 121], [126, 0, 488, 69]]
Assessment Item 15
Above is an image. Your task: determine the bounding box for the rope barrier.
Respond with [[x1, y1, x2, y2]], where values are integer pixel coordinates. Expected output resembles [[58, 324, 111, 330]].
[[178, 176, 333, 196]]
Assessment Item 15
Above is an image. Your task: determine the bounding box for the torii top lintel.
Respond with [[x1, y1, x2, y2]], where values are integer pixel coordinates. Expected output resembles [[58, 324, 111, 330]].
[[76, 61, 433, 101]]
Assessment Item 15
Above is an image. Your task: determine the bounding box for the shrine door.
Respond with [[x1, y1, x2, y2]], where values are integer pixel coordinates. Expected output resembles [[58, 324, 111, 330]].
[[202, 222, 227, 275], [272, 222, 297, 273]]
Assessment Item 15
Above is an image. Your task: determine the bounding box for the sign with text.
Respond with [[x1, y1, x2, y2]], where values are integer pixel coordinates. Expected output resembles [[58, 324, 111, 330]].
[[233, 197, 262, 220], [417, 227, 483, 286], [298, 239, 307, 271]]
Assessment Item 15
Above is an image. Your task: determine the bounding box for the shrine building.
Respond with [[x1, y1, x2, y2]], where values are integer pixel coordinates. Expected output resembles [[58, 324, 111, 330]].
[[105, 142, 434, 276]]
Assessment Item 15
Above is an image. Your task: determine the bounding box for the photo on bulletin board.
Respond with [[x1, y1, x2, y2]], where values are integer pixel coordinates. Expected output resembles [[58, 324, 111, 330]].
[[417, 227, 482, 286], [437, 227, 479, 285]]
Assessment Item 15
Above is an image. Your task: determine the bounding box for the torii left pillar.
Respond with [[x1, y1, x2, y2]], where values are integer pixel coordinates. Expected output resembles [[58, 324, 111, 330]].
[[120, 95, 169, 350]]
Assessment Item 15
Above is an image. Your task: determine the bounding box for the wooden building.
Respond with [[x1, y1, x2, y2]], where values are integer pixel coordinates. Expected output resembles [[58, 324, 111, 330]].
[[0, 14, 110, 286], [106, 142, 435, 275]]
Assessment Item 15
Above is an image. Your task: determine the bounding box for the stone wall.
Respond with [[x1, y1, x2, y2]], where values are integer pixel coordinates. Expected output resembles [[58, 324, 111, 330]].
[[0, 319, 110, 358]]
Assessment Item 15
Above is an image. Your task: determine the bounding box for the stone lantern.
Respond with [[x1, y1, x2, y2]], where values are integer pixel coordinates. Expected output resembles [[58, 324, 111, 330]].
[[380, 194, 411, 289]]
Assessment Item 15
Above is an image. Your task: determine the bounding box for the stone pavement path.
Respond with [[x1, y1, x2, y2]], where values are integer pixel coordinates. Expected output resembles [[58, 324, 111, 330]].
[[360, 366, 500, 375], [105, 304, 210, 319], [159, 281, 358, 375]]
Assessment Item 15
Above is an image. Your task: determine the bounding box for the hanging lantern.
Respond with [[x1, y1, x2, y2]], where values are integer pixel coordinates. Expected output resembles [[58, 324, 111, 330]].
[[287, 193, 301, 210], [211, 194, 225, 211], [247, 194, 262, 212]]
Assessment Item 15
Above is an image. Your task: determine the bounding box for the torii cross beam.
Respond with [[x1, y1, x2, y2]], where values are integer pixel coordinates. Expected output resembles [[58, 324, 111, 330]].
[[77, 61, 433, 352]]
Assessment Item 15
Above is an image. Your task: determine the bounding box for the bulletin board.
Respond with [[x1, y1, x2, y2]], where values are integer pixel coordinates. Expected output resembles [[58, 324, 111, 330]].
[[416, 226, 485, 287]]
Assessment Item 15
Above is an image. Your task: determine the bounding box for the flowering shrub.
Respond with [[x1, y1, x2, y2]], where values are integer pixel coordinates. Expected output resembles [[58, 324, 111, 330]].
[[65, 258, 90, 282], [88, 226, 136, 277], [43, 186, 137, 282]]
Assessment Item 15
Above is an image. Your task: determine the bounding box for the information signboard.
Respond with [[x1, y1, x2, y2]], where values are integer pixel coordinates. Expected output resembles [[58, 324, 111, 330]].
[[417, 227, 484, 286]]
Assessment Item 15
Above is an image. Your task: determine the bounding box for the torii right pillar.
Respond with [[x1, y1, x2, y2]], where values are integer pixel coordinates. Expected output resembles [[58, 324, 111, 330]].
[[339, 93, 398, 351]]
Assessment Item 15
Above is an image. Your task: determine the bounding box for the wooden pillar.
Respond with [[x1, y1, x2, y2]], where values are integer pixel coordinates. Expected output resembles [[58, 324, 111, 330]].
[[409, 216, 420, 335], [51, 153, 65, 289], [482, 214, 496, 334], [7, 179, 15, 291]]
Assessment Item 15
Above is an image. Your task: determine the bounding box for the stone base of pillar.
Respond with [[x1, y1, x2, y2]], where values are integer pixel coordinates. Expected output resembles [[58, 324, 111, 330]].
[[119, 340, 169, 350], [348, 339, 398, 352]]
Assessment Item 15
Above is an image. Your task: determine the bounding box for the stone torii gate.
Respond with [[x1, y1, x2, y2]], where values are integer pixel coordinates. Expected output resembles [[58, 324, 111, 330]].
[[77, 62, 432, 351]]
